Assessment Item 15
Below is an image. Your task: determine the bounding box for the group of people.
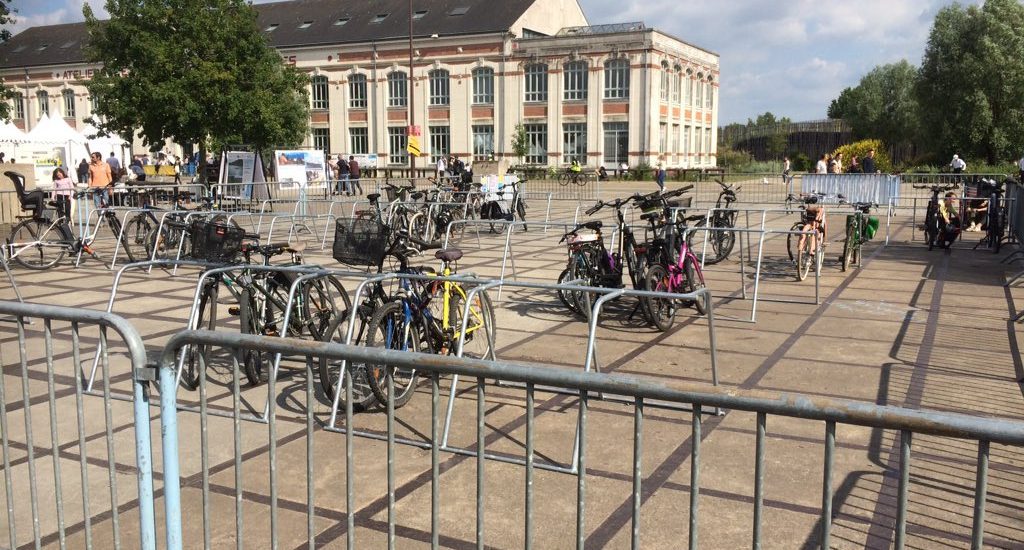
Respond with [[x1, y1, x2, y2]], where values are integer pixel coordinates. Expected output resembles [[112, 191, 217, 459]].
[[436, 155, 471, 183], [330, 154, 363, 196], [808, 149, 880, 175]]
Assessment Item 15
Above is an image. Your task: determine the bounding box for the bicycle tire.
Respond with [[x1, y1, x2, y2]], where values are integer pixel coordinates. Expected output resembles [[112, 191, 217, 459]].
[[181, 283, 217, 391], [575, 174, 587, 186], [302, 275, 349, 340], [786, 221, 803, 262], [408, 211, 429, 242], [643, 264, 676, 331], [147, 218, 186, 260], [447, 287, 496, 359], [558, 173, 569, 186], [8, 218, 68, 270], [238, 288, 265, 386], [365, 300, 421, 409], [682, 258, 708, 316], [517, 198, 527, 231], [924, 208, 937, 251], [841, 223, 854, 272], [557, 266, 584, 317], [317, 311, 379, 411], [121, 215, 153, 264], [796, 233, 813, 281]]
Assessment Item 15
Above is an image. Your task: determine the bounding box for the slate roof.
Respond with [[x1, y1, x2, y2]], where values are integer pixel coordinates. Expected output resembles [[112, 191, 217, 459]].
[[0, 0, 537, 69]]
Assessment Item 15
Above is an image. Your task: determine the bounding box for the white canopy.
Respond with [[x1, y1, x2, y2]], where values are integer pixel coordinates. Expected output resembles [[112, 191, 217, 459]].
[[0, 121, 29, 144]]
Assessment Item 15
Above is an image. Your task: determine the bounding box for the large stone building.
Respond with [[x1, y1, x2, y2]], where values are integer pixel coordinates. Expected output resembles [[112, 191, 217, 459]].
[[0, 0, 719, 170]]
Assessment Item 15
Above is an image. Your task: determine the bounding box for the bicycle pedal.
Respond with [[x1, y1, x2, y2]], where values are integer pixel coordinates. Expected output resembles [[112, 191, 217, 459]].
[[228, 306, 240, 316]]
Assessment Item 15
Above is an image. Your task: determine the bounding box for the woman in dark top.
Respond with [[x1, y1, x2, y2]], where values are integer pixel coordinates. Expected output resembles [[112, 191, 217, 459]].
[[77, 158, 89, 184]]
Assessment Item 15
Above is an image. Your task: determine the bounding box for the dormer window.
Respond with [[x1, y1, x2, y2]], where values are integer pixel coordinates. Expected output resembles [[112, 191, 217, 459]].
[[448, 7, 470, 16], [334, 17, 350, 26], [413, 10, 428, 19], [371, 13, 389, 23], [265, 23, 279, 32], [298, 21, 313, 29]]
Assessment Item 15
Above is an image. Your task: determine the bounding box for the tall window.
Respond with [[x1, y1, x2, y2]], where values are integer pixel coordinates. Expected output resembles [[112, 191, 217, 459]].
[[603, 122, 628, 166], [659, 123, 668, 157], [706, 79, 714, 109], [312, 127, 330, 154], [672, 71, 681, 104], [62, 89, 75, 118], [37, 91, 49, 116], [563, 123, 587, 164], [604, 59, 629, 99], [689, 78, 696, 107], [660, 63, 669, 102], [89, 94, 99, 114], [697, 126, 704, 155], [350, 127, 368, 154], [472, 125, 493, 160], [705, 128, 713, 157], [12, 93, 24, 119], [696, 80, 704, 110], [524, 63, 547, 103], [429, 69, 450, 106], [311, 75, 329, 110], [349, 74, 367, 108], [388, 126, 407, 164], [429, 126, 450, 163], [672, 124, 680, 161], [388, 72, 407, 107], [563, 61, 587, 101], [524, 123, 547, 164], [472, 67, 494, 104], [684, 74, 691, 106], [683, 126, 691, 159]]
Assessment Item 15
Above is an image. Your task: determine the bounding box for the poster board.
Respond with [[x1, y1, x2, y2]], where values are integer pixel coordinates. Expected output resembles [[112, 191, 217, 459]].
[[274, 149, 327, 190], [218, 151, 268, 200]]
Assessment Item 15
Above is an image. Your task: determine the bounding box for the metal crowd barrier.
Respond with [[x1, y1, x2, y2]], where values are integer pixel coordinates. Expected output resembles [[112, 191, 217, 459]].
[[0, 300, 167, 550], [150, 326, 1024, 550]]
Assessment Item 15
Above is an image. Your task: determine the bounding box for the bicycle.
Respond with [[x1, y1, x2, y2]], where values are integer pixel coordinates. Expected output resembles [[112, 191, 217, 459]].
[[686, 179, 739, 265], [4, 171, 138, 269], [640, 209, 709, 331], [840, 200, 878, 272], [120, 188, 217, 261], [183, 223, 344, 389], [973, 178, 1008, 254], [913, 183, 959, 251], [558, 167, 587, 186], [786, 193, 828, 281], [481, 179, 528, 233]]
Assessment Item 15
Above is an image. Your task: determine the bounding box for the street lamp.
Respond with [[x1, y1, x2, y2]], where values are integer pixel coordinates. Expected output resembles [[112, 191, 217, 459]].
[[408, 0, 416, 176]]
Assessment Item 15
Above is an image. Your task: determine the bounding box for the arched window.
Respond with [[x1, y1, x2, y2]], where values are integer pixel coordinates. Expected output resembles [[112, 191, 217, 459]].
[[12, 93, 24, 119], [310, 75, 329, 110], [524, 63, 548, 103], [36, 90, 49, 116], [472, 67, 494, 104], [348, 74, 367, 108], [660, 62, 670, 102], [388, 72, 407, 107], [706, 76, 714, 109], [603, 58, 629, 99], [429, 69, 450, 106], [672, 65, 682, 104], [62, 89, 76, 118], [563, 60, 588, 101], [89, 94, 100, 114]]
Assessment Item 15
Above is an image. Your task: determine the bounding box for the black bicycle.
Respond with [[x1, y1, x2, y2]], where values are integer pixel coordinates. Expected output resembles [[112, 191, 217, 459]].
[[913, 183, 959, 250], [973, 178, 1009, 254], [686, 179, 738, 265]]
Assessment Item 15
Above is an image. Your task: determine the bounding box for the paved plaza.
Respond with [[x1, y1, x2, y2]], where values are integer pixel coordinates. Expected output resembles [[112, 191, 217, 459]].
[[0, 183, 1022, 548]]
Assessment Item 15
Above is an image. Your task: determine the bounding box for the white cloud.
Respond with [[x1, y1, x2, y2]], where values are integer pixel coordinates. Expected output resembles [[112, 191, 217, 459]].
[[9, 0, 106, 35]]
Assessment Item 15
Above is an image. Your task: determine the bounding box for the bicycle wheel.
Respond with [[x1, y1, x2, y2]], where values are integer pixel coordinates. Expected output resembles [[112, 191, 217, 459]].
[[408, 211, 429, 241], [181, 283, 217, 391], [682, 258, 708, 316], [365, 300, 421, 409], [558, 173, 569, 186], [557, 266, 584, 317], [238, 288, 265, 386], [643, 264, 676, 331], [575, 174, 587, 186], [102, 214, 135, 263], [786, 221, 804, 262], [796, 234, 813, 281], [121, 214, 153, 263], [302, 275, 349, 340], [318, 311, 379, 411], [924, 210, 937, 251], [147, 219, 185, 260], [448, 286, 496, 360], [517, 198, 527, 231], [841, 223, 855, 272], [8, 218, 68, 270]]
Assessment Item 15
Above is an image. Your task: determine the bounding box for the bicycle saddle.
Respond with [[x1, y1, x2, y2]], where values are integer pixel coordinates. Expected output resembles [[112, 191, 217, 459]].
[[410, 191, 425, 201], [435, 248, 463, 262], [582, 220, 602, 231], [367, 193, 381, 201]]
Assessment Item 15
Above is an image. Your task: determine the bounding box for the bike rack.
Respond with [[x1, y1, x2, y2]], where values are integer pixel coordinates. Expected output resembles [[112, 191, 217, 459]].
[[263, 213, 337, 248]]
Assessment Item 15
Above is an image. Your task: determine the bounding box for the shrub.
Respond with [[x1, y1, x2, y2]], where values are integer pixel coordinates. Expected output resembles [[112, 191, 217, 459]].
[[830, 139, 893, 173]]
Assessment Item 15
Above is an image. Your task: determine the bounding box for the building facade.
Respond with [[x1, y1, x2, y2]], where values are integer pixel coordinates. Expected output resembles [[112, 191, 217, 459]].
[[0, 0, 719, 170]]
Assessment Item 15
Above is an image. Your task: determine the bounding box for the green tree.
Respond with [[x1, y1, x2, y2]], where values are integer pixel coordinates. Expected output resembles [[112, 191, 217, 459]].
[[511, 123, 528, 164], [916, 0, 1024, 164], [0, 2, 16, 121], [83, 0, 309, 179], [826, 61, 919, 148]]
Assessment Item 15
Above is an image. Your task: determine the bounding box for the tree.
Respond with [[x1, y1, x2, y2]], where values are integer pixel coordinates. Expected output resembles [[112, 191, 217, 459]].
[[511, 123, 528, 164], [0, 1, 16, 121], [83, 0, 310, 179], [826, 61, 919, 148], [916, 0, 1024, 164]]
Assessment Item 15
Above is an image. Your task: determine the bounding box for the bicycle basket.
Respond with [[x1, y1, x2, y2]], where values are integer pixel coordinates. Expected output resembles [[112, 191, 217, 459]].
[[566, 232, 600, 251], [333, 217, 390, 267], [384, 186, 409, 202], [190, 219, 245, 263]]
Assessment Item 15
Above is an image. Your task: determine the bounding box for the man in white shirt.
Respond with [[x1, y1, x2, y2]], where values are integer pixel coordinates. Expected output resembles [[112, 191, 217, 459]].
[[815, 154, 828, 174], [436, 156, 447, 179], [950, 154, 966, 173]]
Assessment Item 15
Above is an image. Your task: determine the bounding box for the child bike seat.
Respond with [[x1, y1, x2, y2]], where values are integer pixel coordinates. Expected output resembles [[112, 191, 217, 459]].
[[367, 193, 381, 201], [581, 220, 602, 231], [435, 248, 463, 262]]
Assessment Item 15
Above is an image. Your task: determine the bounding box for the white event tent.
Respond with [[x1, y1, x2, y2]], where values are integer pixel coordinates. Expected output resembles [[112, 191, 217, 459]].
[[0, 120, 29, 160]]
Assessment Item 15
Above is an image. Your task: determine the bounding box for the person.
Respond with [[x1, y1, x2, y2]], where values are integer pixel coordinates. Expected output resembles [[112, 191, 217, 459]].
[[76, 158, 89, 184], [938, 191, 961, 247], [436, 156, 447, 180], [862, 149, 877, 174], [782, 156, 792, 185], [129, 157, 146, 183], [620, 161, 628, 180], [336, 154, 350, 195], [0, 152, 5, 163], [597, 165, 608, 181], [834, 153, 843, 173], [848, 155, 860, 173], [655, 163, 666, 193], [950, 154, 966, 174], [816, 154, 828, 174], [88, 152, 113, 208], [51, 167, 73, 220], [348, 155, 362, 195], [106, 152, 122, 181]]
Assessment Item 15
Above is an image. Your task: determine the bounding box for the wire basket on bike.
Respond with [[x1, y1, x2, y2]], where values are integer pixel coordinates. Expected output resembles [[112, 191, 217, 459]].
[[190, 219, 245, 263], [384, 186, 410, 202], [333, 217, 391, 267]]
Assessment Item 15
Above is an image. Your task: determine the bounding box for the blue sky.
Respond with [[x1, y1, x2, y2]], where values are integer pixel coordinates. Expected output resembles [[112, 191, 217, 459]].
[[10, 0, 980, 124]]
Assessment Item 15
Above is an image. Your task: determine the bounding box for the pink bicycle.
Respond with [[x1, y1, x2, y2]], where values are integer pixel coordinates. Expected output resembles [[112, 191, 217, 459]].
[[640, 209, 709, 332]]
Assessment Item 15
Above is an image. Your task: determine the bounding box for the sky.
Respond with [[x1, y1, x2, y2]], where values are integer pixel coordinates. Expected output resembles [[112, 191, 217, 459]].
[[9, 0, 982, 124]]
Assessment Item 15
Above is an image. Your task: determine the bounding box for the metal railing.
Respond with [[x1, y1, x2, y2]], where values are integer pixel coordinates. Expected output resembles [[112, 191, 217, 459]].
[[152, 328, 1024, 550]]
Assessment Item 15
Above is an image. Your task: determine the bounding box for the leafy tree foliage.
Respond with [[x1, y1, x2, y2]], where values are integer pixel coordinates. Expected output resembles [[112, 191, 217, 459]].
[[511, 123, 528, 163], [83, 0, 309, 173], [830, 139, 894, 174], [826, 61, 919, 149], [916, 0, 1024, 164], [0, 1, 16, 121]]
